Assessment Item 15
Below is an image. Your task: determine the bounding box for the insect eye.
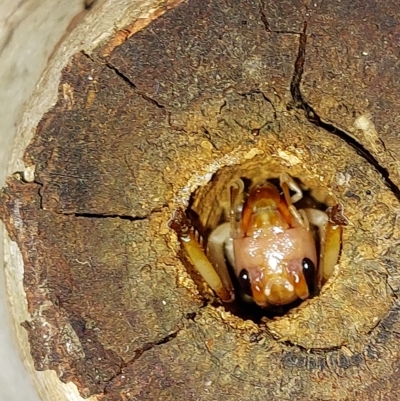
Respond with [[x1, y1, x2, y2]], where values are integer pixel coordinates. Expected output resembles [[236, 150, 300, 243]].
[[302, 258, 317, 296], [238, 269, 252, 296]]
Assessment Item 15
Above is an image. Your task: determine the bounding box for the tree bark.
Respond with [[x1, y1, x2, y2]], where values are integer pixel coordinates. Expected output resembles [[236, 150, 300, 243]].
[[2, 0, 400, 399]]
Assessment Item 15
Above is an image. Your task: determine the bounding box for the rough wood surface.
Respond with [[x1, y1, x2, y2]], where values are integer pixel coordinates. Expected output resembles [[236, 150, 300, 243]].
[[2, 0, 400, 399], [302, 0, 400, 188]]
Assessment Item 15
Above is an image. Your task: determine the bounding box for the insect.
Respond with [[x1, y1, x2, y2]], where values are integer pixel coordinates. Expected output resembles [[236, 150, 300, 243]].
[[169, 173, 347, 308]]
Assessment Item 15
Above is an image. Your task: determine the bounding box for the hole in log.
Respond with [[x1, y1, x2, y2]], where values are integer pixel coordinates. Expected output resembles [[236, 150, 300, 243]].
[[171, 157, 345, 322]]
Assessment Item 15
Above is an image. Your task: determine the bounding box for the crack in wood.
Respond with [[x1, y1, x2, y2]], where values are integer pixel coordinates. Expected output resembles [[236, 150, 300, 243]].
[[65, 212, 148, 221], [289, 21, 400, 200], [258, 0, 302, 35], [104, 57, 166, 110], [103, 329, 182, 394]]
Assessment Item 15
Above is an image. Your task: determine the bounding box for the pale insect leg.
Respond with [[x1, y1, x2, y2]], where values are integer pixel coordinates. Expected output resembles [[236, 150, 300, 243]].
[[298, 209, 310, 230], [229, 179, 245, 236], [280, 172, 306, 227], [280, 172, 303, 203], [168, 208, 234, 302], [180, 232, 234, 302], [207, 222, 235, 297], [304, 208, 342, 285]]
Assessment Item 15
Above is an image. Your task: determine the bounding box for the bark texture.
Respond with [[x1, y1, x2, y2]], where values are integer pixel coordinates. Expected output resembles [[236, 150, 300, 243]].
[[2, 0, 400, 399]]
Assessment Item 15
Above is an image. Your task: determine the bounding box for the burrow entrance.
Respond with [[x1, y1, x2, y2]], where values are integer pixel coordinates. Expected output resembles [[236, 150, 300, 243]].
[[178, 157, 342, 322]]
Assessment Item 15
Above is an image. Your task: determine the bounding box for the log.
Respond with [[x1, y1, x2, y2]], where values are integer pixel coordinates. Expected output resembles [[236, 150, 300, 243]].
[[2, 0, 400, 399]]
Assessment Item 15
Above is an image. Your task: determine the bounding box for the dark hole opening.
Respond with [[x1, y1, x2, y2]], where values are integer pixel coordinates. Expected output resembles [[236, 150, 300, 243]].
[[183, 166, 336, 323]]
